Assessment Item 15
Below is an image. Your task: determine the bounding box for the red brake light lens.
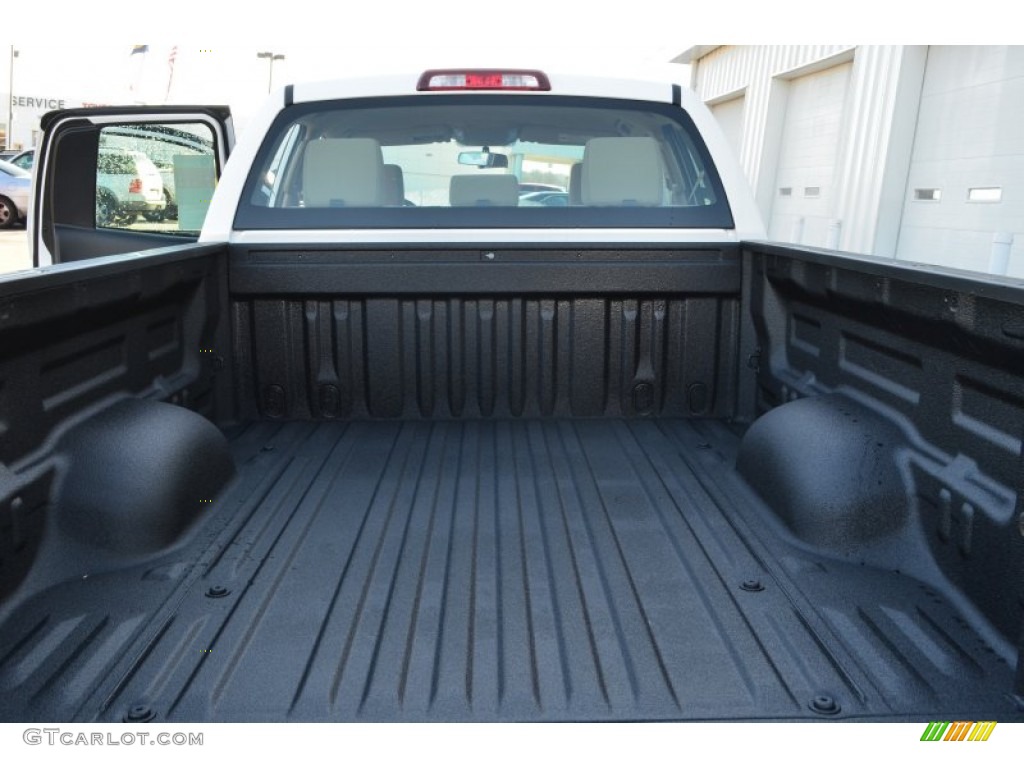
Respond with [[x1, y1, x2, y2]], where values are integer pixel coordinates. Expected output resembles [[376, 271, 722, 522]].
[[417, 69, 551, 91], [129, 178, 143, 193]]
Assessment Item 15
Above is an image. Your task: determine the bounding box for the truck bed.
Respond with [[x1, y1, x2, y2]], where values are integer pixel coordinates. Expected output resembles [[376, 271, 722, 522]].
[[0, 417, 1014, 722]]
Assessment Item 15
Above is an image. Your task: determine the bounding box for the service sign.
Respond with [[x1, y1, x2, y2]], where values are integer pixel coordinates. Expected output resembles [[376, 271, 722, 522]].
[[11, 96, 67, 110]]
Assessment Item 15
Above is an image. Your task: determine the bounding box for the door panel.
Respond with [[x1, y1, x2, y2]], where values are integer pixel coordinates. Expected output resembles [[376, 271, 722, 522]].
[[768, 63, 851, 246], [33, 106, 233, 266]]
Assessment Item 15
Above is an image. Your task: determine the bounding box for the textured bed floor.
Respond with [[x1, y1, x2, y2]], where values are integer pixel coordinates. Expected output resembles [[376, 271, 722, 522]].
[[0, 419, 1018, 721]]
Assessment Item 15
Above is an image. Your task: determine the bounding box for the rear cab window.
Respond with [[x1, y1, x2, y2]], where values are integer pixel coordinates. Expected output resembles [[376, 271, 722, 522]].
[[236, 96, 733, 230]]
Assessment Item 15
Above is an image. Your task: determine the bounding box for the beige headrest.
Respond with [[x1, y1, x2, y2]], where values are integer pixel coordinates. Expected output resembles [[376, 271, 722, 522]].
[[581, 137, 664, 206], [449, 175, 520, 207], [303, 138, 385, 207]]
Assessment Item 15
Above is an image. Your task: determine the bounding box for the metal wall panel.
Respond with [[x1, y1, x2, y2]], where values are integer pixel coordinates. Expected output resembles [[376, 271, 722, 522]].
[[692, 45, 854, 189], [690, 46, 927, 258]]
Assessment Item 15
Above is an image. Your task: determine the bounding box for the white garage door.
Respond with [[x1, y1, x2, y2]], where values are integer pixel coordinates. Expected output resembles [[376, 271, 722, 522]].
[[711, 95, 746, 166], [896, 46, 1024, 276], [769, 62, 852, 245]]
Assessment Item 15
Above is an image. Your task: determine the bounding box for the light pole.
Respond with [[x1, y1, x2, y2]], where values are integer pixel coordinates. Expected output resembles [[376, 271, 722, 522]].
[[256, 51, 285, 94], [6, 46, 18, 150]]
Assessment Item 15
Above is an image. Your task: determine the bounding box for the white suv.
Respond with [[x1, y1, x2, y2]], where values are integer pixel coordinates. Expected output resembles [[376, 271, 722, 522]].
[[96, 148, 165, 226]]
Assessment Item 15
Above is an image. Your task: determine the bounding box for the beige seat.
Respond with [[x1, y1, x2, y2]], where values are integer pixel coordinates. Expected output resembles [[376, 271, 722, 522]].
[[303, 138, 385, 207], [449, 175, 519, 207], [568, 162, 583, 206], [382, 164, 405, 206], [580, 137, 664, 206]]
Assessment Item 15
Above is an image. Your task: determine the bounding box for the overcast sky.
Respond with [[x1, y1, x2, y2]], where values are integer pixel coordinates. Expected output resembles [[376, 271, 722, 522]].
[[6, 40, 690, 134], [7, 1, 701, 105], [3, 0, 1006, 127], [10, 42, 689, 106]]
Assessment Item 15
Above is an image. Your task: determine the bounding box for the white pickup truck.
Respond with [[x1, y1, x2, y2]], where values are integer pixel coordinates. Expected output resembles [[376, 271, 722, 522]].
[[0, 68, 1021, 723]]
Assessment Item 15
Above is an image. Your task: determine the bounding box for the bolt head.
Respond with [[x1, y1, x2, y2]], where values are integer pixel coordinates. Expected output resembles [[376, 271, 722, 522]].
[[809, 695, 841, 715], [123, 704, 156, 722]]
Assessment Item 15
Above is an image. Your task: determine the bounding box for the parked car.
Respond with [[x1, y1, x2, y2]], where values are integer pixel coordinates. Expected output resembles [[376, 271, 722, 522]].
[[0, 159, 30, 228], [143, 161, 177, 222], [7, 148, 34, 171], [518, 190, 569, 206], [517, 182, 564, 194], [95, 148, 165, 226]]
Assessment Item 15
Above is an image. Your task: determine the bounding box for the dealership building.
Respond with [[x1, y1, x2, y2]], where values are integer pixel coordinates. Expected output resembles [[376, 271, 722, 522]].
[[676, 45, 1023, 277], [2, 93, 96, 150]]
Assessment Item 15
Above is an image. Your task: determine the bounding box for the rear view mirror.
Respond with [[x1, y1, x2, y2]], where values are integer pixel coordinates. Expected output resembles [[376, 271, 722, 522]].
[[458, 150, 509, 169]]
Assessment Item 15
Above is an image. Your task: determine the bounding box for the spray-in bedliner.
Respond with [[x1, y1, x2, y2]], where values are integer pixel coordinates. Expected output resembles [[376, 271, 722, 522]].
[[0, 419, 1016, 722]]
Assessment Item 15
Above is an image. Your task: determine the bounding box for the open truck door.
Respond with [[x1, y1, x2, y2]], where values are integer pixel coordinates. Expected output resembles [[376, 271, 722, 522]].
[[32, 106, 234, 267]]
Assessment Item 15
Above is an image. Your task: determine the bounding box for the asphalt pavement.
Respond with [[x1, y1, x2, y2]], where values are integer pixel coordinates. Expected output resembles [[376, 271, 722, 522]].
[[0, 227, 31, 274]]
